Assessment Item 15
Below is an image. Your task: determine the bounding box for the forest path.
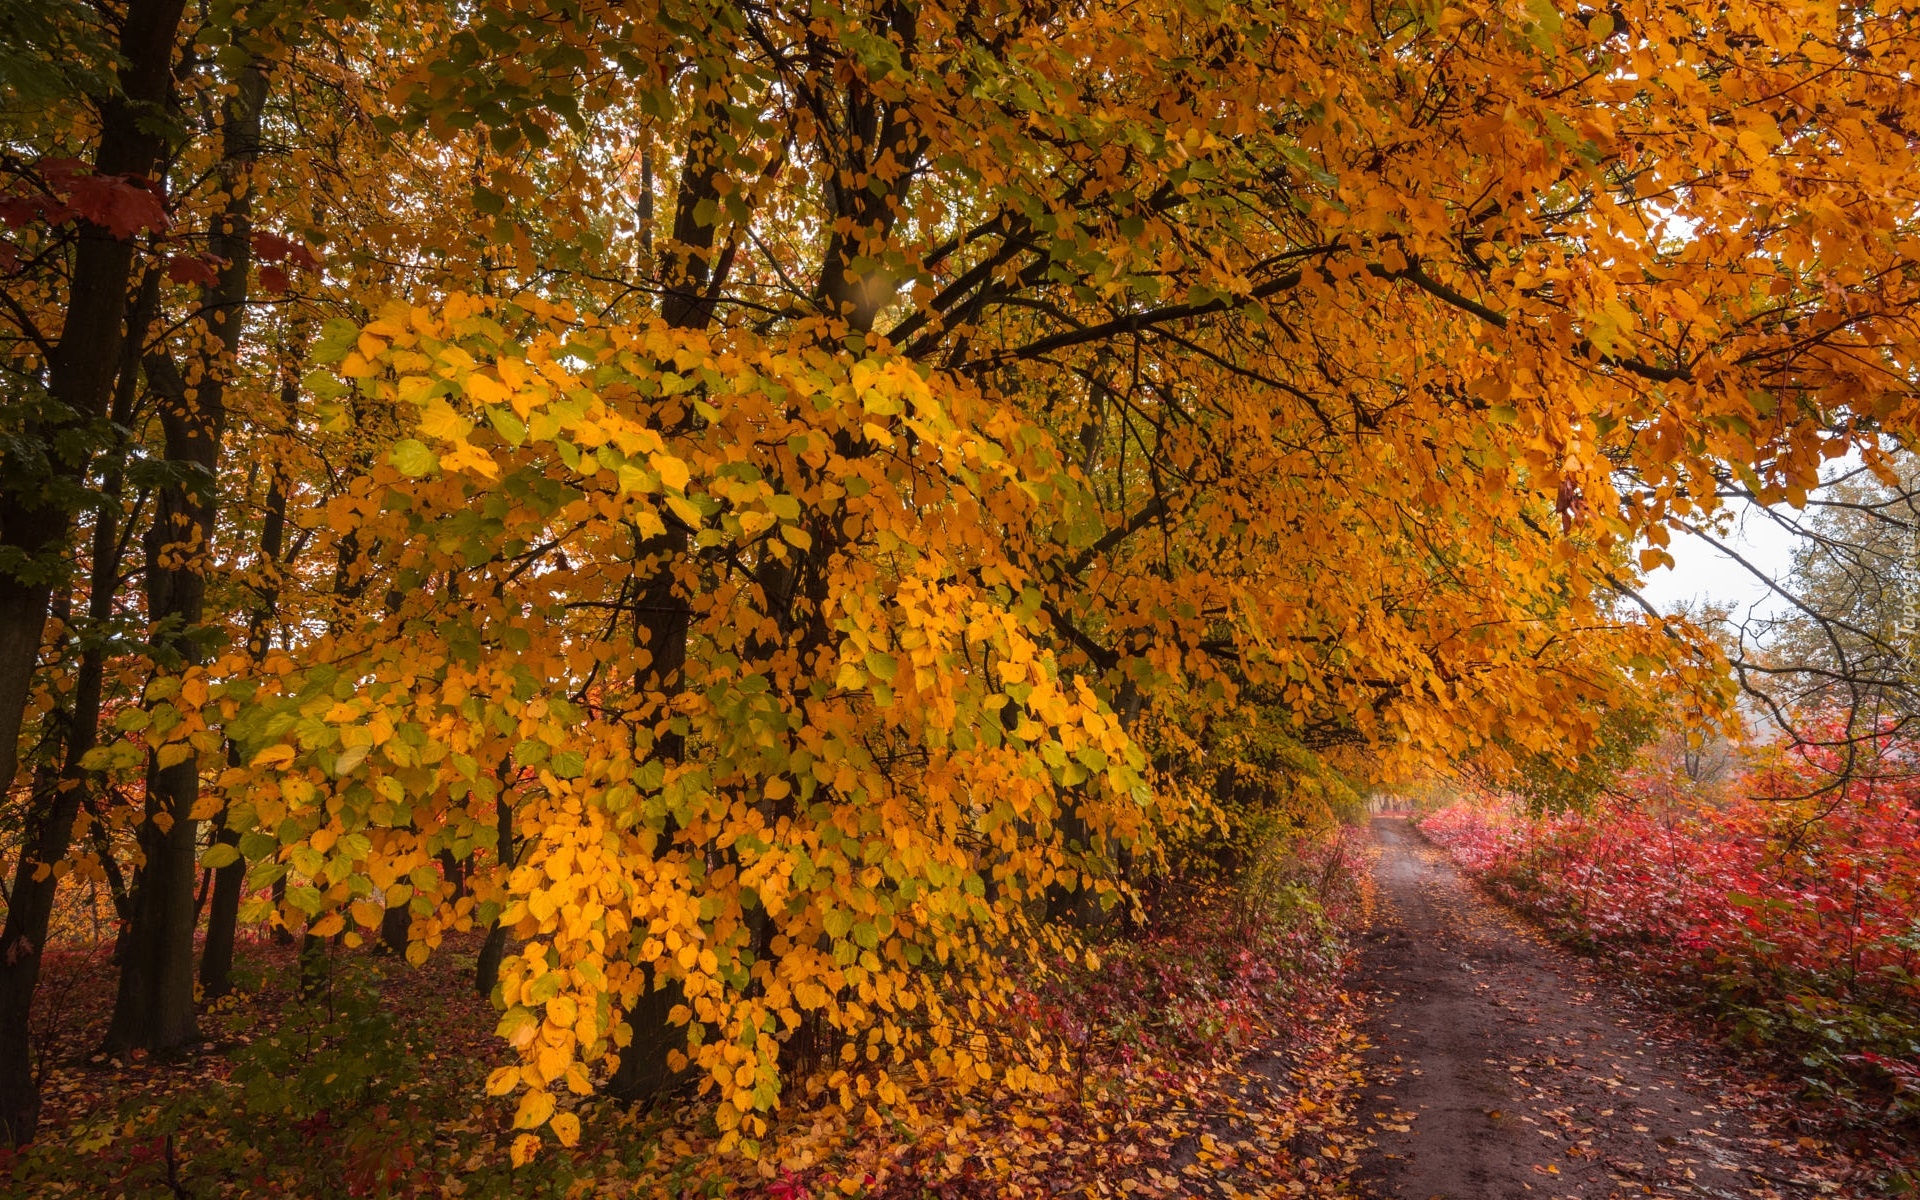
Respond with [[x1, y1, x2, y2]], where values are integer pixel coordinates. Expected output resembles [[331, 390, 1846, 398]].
[[1349, 816, 1837, 1200]]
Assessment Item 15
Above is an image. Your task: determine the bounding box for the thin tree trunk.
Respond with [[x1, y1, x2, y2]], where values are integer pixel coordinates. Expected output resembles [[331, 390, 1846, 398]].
[[474, 787, 515, 996], [201, 366, 294, 998], [198, 798, 245, 995], [607, 120, 721, 1101]]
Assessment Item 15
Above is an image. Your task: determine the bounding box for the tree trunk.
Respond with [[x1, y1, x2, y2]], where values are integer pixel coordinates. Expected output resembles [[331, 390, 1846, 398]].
[[197, 799, 245, 997], [379, 902, 410, 956], [473, 924, 509, 998], [607, 117, 722, 1105], [201, 373, 292, 998], [103, 55, 267, 1057], [0, 0, 187, 827], [0, 2, 188, 1128], [474, 783, 515, 996], [101, 750, 205, 1054], [0, 254, 160, 1143]]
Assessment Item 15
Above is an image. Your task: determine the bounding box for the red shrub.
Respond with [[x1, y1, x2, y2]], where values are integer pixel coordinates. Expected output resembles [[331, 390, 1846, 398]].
[[1420, 740, 1920, 1135]]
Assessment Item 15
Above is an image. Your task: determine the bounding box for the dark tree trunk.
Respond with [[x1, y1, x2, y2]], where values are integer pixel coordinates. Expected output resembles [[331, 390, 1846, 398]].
[[0, 0, 187, 822], [379, 902, 410, 956], [103, 54, 266, 1058], [101, 750, 204, 1055], [198, 800, 245, 997], [0, 0, 187, 1138], [201, 373, 292, 998], [436, 850, 466, 900], [473, 924, 509, 998], [607, 117, 721, 1106], [474, 785, 515, 996], [609, 980, 684, 1104], [0, 261, 162, 1144], [270, 876, 294, 945]]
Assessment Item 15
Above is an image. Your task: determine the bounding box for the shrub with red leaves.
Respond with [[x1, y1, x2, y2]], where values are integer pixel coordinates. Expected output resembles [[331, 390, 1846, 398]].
[[1420, 734, 1920, 1137]]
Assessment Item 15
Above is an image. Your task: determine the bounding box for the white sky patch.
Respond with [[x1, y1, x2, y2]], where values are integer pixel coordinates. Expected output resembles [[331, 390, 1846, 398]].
[[1635, 452, 1878, 626], [1636, 502, 1800, 623]]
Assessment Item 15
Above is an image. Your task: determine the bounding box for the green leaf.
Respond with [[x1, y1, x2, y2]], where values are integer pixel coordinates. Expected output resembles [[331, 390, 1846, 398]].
[[285, 884, 325, 916], [390, 439, 437, 477]]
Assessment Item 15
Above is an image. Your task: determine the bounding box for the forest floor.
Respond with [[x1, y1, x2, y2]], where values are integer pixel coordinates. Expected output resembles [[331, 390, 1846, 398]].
[[11, 817, 1900, 1199], [1351, 816, 1867, 1200]]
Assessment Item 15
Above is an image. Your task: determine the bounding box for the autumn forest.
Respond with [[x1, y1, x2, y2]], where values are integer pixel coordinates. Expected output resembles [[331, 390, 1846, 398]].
[[2, 0, 1919, 1194]]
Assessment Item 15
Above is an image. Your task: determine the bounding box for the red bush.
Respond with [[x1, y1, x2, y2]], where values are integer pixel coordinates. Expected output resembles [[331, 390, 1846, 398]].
[[1420, 739, 1920, 1135]]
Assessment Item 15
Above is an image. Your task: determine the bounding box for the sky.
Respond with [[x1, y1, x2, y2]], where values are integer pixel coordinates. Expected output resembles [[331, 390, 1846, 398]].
[[1634, 502, 1801, 624], [1632, 453, 1887, 625]]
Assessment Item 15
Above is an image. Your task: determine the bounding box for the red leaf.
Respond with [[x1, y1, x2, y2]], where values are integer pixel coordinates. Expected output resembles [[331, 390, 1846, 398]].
[[252, 231, 320, 272], [251, 231, 294, 262], [257, 264, 290, 293], [166, 255, 222, 287], [62, 173, 169, 239], [35, 158, 90, 184], [0, 193, 67, 229]]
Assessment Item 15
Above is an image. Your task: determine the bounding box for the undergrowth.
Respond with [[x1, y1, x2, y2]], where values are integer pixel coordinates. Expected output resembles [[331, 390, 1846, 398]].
[[1419, 781, 1920, 1161], [4, 826, 1371, 1198]]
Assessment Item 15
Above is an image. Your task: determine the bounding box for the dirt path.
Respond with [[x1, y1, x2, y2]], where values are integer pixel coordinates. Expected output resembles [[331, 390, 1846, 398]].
[[1351, 816, 1845, 1200]]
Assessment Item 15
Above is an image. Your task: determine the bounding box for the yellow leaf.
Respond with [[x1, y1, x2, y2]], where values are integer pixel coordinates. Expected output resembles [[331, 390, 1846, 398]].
[[419, 398, 475, 442], [652, 453, 691, 492], [251, 745, 295, 769], [487, 1067, 521, 1096], [466, 372, 509, 406], [665, 494, 704, 529], [550, 1112, 581, 1148], [513, 1089, 556, 1130], [439, 442, 501, 480], [309, 912, 344, 938], [509, 1133, 541, 1167]]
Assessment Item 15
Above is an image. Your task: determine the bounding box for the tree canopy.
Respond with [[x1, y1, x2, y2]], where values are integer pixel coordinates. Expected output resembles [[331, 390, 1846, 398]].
[[2, 0, 1916, 1160]]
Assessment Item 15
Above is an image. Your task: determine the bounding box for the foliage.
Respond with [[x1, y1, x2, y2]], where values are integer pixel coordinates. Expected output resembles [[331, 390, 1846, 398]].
[[1501, 699, 1659, 815], [3, 835, 1370, 1197], [3, 0, 1920, 1173], [1750, 457, 1920, 728], [1420, 745, 1920, 1139]]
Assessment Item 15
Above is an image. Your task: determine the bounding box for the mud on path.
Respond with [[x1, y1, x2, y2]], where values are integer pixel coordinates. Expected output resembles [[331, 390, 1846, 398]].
[[1351, 816, 1848, 1200]]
